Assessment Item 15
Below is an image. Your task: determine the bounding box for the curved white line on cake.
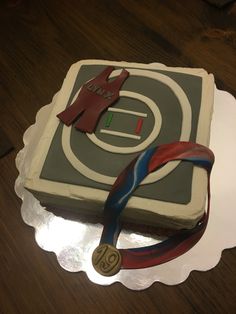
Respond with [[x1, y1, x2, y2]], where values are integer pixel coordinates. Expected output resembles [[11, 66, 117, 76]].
[[62, 69, 192, 185]]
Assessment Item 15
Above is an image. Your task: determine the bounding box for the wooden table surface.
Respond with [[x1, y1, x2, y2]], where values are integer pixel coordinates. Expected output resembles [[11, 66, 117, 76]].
[[1, 0, 236, 313]]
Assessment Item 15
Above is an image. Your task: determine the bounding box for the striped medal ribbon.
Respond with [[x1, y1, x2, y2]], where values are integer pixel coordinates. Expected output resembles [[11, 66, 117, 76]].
[[92, 142, 214, 276]]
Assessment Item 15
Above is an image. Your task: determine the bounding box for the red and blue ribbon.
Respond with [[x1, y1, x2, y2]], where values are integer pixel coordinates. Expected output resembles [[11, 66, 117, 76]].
[[99, 141, 214, 270]]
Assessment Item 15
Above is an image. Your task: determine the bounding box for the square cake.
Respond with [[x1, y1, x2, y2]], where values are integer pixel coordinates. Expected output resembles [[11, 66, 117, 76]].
[[24, 60, 214, 230]]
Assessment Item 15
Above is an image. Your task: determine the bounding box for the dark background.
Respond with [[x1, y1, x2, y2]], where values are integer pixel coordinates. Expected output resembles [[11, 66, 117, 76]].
[[0, 0, 236, 313]]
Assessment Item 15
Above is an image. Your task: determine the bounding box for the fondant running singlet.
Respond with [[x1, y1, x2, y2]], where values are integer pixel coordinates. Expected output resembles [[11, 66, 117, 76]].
[[57, 66, 129, 133]]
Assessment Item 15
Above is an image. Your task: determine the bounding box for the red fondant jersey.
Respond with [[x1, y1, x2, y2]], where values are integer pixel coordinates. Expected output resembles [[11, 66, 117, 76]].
[[57, 66, 129, 133]]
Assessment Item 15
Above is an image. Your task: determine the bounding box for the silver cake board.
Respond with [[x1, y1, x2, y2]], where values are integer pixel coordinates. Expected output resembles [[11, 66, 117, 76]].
[[15, 87, 236, 290]]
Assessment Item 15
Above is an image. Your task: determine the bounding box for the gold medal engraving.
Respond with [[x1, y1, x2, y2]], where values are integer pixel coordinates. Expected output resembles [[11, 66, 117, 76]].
[[92, 244, 121, 276]]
